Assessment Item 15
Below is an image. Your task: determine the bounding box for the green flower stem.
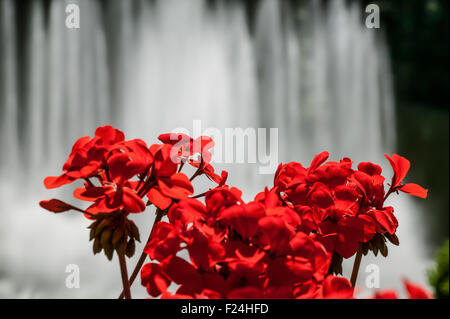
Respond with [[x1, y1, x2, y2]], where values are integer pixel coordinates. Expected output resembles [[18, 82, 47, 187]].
[[119, 253, 131, 299], [118, 208, 164, 299], [350, 245, 363, 288]]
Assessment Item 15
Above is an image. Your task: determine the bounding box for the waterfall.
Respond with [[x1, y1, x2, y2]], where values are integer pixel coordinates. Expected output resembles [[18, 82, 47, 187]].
[[0, 0, 429, 298], [0, 0, 18, 171]]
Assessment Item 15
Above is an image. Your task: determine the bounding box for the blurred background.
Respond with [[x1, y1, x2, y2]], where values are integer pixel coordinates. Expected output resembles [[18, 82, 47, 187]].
[[0, 0, 448, 298]]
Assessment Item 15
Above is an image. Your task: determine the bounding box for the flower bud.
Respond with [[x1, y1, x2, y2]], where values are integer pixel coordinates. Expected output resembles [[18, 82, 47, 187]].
[[88, 212, 141, 260]]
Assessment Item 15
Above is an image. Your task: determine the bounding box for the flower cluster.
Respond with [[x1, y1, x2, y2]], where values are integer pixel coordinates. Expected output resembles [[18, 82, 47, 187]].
[[40, 125, 430, 299], [140, 149, 428, 298], [142, 186, 354, 299], [273, 152, 427, 263], [40, 126, 225, 260]]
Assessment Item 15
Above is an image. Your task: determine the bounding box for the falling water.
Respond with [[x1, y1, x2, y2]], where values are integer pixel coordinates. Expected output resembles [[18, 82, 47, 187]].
[[0, 0, 429, 298], [0, 0, 18, 171]]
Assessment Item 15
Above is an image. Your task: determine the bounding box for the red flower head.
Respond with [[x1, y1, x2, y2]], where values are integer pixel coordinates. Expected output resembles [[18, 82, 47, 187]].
[[271, 152, 426, 261]]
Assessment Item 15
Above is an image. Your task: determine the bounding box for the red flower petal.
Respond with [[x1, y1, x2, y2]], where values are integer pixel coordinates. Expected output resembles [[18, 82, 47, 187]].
[[107, 153, 145, 184], [158, 133, 192, 145], [122, 187, 146, 213], [168, 199, 207, 229], [368, 207, 398, 235], [267, 257, 313, 286], [73, 186, 109, 201], [94, 125, 125, 145], [147, 187, 172, 210], [258, 216, 294, 254], [308, 151, 330, 173], [357, 162, 382, 176], [399, 183, 428, 199], [163, 256, 203, 294], [158, 173, 194, 200], [322, 276, 354, 299], [141, 263, 171, 298], [403, 279, 433, 299], [145, 222, 181, 261], [153, 144, 178, 177], [218, 170, 228, 187], [187, 227, 225, 270], [385, 153, 411, 187], [309, 184, 334, 209], [373, 290, 399, 299], [218, 203, 265, 239], [43, 174, 75, 189]]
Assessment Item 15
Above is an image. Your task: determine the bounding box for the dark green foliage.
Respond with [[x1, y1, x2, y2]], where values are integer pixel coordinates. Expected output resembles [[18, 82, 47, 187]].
[[428, 240, 449, 299]]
